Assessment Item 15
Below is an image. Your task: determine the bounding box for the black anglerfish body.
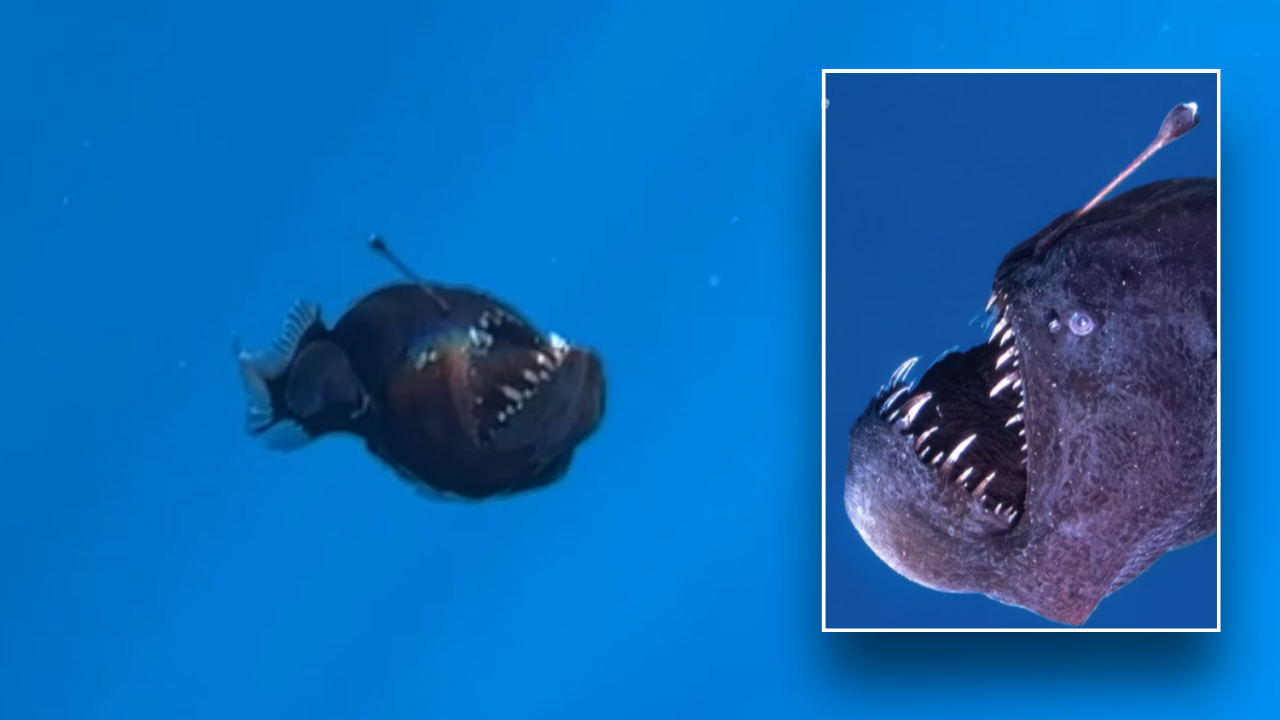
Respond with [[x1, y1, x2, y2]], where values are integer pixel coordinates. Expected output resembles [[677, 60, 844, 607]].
[[844, 174, 1217, 626], [236, 278, 606, 501]]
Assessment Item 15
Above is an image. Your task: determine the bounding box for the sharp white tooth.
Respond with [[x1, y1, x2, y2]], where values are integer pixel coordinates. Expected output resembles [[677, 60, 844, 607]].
[[914, 426, 939, 449], [880, 387, 909, 415], [889, 357, 919, 387], [898, 393, 933, 426], [1018, 428, 1025, 437], [985, 293, 997, 312], [500, 385, 523, 402], [931, 451, 944, 465], [1008, 510, 1019, 522], [1005, 414, 1023, 427], [1000, 329, 1015, 346], [995, 503, 1004, 513], [957, 467, 975, 484], [1021, 443, 1028, 452], [547, 332, 568, 353], [522, 369, 540, 384], [1012, 378, 1023, 391], [989, 317, 1008, 343], [972, 471, 996, 497], [1018, 399, 1025, 409], [996, 347, 1017, 370], [919, 446, 932, 460], [989, 373, 1019, 398], [945, 434, 977, 466]]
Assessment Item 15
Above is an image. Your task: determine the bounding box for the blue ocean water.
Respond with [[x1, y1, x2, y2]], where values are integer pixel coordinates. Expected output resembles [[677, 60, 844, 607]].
[[825, 72, 1219, 629], [1, 1, 1277, 718]]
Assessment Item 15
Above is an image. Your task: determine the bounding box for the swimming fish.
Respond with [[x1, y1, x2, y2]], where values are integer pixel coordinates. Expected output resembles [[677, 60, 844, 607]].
[[235, 236, 606, 500]]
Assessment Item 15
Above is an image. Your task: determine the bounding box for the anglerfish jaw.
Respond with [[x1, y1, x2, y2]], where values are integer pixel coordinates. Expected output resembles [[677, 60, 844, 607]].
[[858, 295, 1033, 531], [465, 321, 575, 452], [843, 295, 1043, 596], [841, 295, 1117, 627]]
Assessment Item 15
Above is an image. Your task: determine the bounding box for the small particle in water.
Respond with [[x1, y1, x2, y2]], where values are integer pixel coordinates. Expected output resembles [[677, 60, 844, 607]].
[[730, 216, 739, 224], [1160, 23, 1171, 33], [708, 275, 720, 288], [61, 196, 70, 205], [549, 256, 558, 265], [177, 358, 188, 370], [82, 139, 90, 149], [823, 98, 829, 110]]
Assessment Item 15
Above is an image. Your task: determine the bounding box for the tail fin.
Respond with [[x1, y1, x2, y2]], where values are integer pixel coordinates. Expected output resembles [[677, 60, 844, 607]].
[[235, 300, 370, 450]]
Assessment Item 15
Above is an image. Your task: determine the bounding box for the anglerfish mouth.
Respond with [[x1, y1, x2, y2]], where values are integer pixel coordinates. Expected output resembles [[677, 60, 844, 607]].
[[465, 305, 573, 449], [864, 291, 1029, 525]]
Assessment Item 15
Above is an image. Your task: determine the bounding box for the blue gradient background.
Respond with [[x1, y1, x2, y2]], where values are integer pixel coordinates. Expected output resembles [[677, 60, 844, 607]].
[[825, 72, 1219, 629], [1, 0, 1275, 718]]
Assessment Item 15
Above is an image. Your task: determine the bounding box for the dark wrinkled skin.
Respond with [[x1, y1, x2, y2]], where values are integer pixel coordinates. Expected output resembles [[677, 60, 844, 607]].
[[845, 178, 1217, 625]]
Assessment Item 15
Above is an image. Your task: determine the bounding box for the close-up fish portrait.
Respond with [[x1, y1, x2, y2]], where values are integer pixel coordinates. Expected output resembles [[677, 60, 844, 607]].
[[823, 71, 1219, 629], [234, 236, 606, 501]]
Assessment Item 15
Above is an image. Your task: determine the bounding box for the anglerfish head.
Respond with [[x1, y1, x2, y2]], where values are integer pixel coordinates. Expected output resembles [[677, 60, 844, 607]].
[[844, 177, 1217, 626]]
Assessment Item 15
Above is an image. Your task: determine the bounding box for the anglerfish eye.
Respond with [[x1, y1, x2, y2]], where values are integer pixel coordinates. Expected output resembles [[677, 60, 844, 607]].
[[1068, 311, 1095, 336]]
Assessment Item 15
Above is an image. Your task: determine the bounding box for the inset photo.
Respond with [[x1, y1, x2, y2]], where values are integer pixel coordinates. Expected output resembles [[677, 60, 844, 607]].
[[822, 70, 1219, 630]]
